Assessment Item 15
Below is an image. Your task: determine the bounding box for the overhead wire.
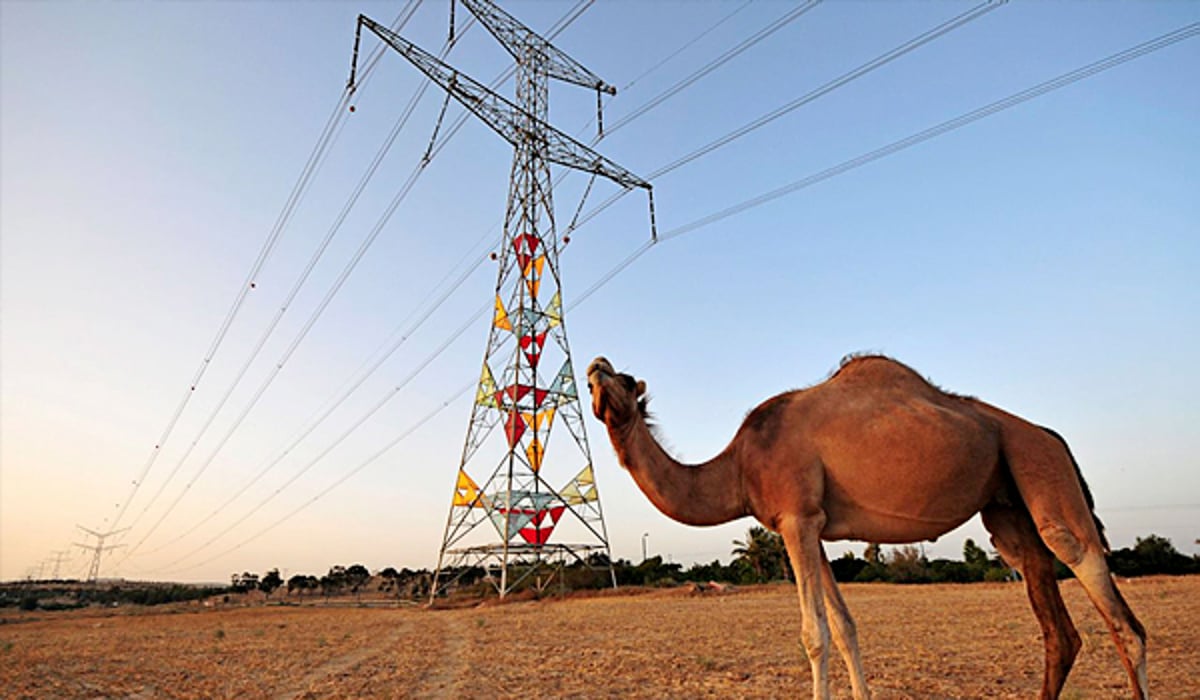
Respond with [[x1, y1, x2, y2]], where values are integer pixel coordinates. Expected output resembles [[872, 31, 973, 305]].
[[155, 308, 488, 571], [123, 0, 596, 567], [128, 0, 974, 570], [564, 0, 1006, 241], [133, 2, 591, 557], [657, 22, 1200, 244], [644, 0, 1006, 180], [107, 68, 350, 535], [162, 378, 476, 574], [138, 8, 1197, 577], [106, 1, 426, 536], [601, 0, 821, 138], [618, 0, 754, 93], [144, 185, 566, 569], [572, 21, 1200, 305], [119, 11, 469, 561]]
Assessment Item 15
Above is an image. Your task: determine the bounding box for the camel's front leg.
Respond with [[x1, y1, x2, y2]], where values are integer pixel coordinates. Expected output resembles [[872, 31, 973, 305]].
[[781, 512, 832, 700], [821, 550, 870, 700]]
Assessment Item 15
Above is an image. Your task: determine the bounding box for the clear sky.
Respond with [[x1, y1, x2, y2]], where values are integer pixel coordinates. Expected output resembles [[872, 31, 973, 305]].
[[2, 1, 1197, 584]]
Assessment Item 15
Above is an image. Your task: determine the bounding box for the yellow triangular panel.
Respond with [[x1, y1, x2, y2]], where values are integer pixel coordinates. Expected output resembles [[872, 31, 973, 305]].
[[493, 295, 512, 332], [523, 253, 546, 278], [581, 485, 598, 502], [475, 364, 498, 408], [453, 469, 483, 507], [546, 292, 562, 328], [576, 464, 594, 485], [526, 438, 544, 472], [561, 482, 583, 504], [534, 406, 556, 431]]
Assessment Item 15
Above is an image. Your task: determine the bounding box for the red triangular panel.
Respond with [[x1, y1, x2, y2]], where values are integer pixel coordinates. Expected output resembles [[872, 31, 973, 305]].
[[505, 410, 527, 446]]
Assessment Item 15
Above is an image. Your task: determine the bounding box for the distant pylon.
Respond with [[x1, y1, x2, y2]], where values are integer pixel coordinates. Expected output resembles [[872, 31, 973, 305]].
[[48, 549, 72, 580], [351, 0, 653, 599], [74, 525, 129, 582]]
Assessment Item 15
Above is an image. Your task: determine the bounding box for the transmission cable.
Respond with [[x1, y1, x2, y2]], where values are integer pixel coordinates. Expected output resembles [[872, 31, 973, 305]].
[[571, 22, 1200, 306], [142, 186, 565, 567], [619, 1, 753, 93], [602, 0, 821, 138], [108, 79, 349, 534], [119, 25, 468, 561], [150, 8, 1191, 574], [153, 307, 488, 571], [105, 1, 426, 537], [646, 0, 1005, 180], [566, 0, 1006, 242], [124, 1, 993, 567], [122, 1, 595, 562], [659, 22, 1199, 243], [124, 25, 456, 536], [162, 378, 475, 575]]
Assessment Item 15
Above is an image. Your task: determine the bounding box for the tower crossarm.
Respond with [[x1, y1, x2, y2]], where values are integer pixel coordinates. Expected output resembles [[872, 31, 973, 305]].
[[353, 15, 651, 191], [458, 0, 615, 95]]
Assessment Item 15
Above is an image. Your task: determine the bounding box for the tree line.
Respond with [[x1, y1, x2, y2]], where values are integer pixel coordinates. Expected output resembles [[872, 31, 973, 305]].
[[709, 528, 1200, 585], [6, 532, 1194, 611]]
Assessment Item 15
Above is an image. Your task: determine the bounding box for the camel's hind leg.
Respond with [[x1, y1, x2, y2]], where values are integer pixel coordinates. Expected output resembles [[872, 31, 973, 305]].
[[1000, 423, 1148, 699], [982, 503, 1081, 699], [820, 550, 870, 700]]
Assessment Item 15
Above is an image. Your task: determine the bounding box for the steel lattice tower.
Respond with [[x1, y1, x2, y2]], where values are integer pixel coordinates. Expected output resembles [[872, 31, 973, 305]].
[[351, 0, 653, 598]]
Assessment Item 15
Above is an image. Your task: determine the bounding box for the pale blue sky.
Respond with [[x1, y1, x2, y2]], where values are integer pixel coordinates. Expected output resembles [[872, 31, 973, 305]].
[[2, 1, 1197, 583]]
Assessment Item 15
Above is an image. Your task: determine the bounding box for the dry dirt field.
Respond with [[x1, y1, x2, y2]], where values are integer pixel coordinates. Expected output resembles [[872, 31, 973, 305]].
[[3, 576, 1198, 699]]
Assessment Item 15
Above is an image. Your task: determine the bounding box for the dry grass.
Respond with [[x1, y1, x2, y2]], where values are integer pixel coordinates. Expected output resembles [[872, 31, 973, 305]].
[[3, 576, 1197, 698]]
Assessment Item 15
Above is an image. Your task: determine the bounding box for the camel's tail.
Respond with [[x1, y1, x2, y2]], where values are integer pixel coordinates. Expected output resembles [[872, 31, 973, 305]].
[[1040, 425, 1110, 553]]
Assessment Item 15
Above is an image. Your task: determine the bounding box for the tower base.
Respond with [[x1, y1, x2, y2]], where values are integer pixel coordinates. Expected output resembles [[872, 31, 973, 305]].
[[432, 542, 615, 600]]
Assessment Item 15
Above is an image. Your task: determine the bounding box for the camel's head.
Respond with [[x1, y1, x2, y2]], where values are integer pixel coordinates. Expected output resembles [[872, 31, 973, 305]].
[[587, 356, 647, 428]]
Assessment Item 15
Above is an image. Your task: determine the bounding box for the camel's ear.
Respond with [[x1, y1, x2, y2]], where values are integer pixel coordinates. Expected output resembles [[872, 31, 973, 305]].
[[636, 379, 650, 416]]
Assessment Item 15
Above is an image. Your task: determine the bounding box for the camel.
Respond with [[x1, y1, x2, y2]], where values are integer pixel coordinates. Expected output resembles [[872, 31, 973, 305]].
[[586, 354, 1147, 700]]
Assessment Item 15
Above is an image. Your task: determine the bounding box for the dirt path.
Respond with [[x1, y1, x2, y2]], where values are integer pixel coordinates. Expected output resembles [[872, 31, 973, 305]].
[[271, 619, 412, 699], [406, 613, 470, 697]]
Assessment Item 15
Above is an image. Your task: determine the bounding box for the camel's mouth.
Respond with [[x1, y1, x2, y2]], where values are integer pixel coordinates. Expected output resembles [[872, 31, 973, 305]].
[[587, 356, 646, 425], [587, 356, 615, 383]]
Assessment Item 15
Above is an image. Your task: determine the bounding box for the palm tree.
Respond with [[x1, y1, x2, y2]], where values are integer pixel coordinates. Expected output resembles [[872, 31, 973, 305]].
[[733, 526, 789, 582]]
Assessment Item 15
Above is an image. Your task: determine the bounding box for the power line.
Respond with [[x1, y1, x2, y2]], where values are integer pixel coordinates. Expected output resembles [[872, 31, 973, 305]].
[[162, 380, 475, 574], [125, 3, 1011, 569], [619, 1, 754, 93], [566, 0, 1005, 240], [575, 22, 1198, 296], [658, 22, 1200, 244], [122, 1, 596, 563], [139, 16, 1196, 578], [118, 35, 458, 561], [106, 2, 427, 535], [645, 0, 1006, 180], [152, 307, 489, 572], [602, 0, 822, 137]]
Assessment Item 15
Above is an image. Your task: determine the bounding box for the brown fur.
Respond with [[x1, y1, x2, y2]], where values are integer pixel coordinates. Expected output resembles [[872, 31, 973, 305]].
[[587, 355, 1147, 700]]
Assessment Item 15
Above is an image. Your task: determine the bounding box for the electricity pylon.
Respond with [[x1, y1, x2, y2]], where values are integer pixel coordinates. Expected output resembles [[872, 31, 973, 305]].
[[47, 549, 72, 580], [74, 525, 129, 582], [351, 0, 653, 599]]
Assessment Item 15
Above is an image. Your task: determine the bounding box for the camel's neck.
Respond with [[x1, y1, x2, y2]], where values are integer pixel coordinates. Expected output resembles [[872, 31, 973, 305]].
[[606, 416, 747, 527]]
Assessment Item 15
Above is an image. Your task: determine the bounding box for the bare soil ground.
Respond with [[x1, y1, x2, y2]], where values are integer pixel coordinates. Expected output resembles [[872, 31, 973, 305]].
[[3, 576, 1197, 699]]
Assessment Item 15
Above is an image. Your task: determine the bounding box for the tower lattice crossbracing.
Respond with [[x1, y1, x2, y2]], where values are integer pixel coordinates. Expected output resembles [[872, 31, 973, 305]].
[[351, 0, 653, 599]]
